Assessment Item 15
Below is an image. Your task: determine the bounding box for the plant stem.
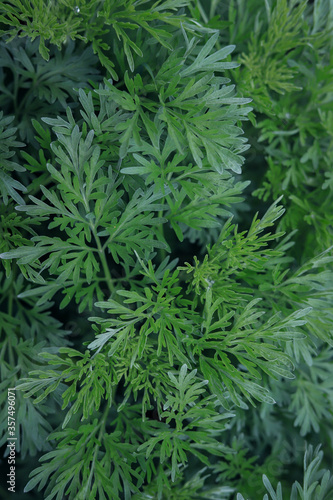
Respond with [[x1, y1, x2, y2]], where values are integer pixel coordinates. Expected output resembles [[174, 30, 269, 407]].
[[92, 227, 114, 295], [158, 209, 167, 262], [83, 404, 110, 497]]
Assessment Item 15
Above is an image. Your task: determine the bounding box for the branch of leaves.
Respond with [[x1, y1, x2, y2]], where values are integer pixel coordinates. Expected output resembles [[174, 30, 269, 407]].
[[1, 125, 171, 306], [254, 246, 333, 350], [0, 211, 168, 311], [234, 0, 310, 114], [89, 276, 196, 366], [0, 205, 38, 277], [96, 32, 252, 173], [0, 0, 200, 79], [0, 234, 102, 296], [209, 196, 286, 271], [149, 167, 248, 241], [137, 364, 234, 482], [16, 348, 116, 429], [119, 133, 250, 241], [180, 197, 286, 300], [183, 285, 312, 409], [0, 112, 26, 205], [20, 122, 170, 262], [23, 415, 143, 500]]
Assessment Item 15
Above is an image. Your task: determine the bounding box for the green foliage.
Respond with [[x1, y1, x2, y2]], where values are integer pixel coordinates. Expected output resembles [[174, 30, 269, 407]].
[[222, 0, 333, 258], [0, 271, 69, 459], [237, 445, 333, 500], [0, 0, 199, 79], [1, 0, 333, 499], [0, 37, 100, 142], [232, 0, 309, 112], [0, 112, 25, 204], [23, 414, 143, 500]]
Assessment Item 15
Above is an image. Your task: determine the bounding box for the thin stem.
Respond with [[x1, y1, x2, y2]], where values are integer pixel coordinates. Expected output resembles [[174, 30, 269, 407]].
[[158, 209, 167, 262], [84, 404, 110, 496], [157, 167, 172, 262], [92, 226, 114, 295], [77, 164, 114, 295]]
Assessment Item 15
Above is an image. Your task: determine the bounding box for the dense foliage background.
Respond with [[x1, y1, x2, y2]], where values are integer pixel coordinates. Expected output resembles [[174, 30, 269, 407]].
[[0, 0, 332, 499]]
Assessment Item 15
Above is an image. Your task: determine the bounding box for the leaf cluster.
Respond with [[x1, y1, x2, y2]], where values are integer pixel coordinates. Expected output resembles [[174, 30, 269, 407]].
[[1, 1, 333, 499]]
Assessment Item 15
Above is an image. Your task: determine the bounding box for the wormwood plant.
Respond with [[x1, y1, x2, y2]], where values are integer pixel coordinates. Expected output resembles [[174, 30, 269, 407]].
[[0, 0, 333, 499], [218, 0, 333, 259]]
